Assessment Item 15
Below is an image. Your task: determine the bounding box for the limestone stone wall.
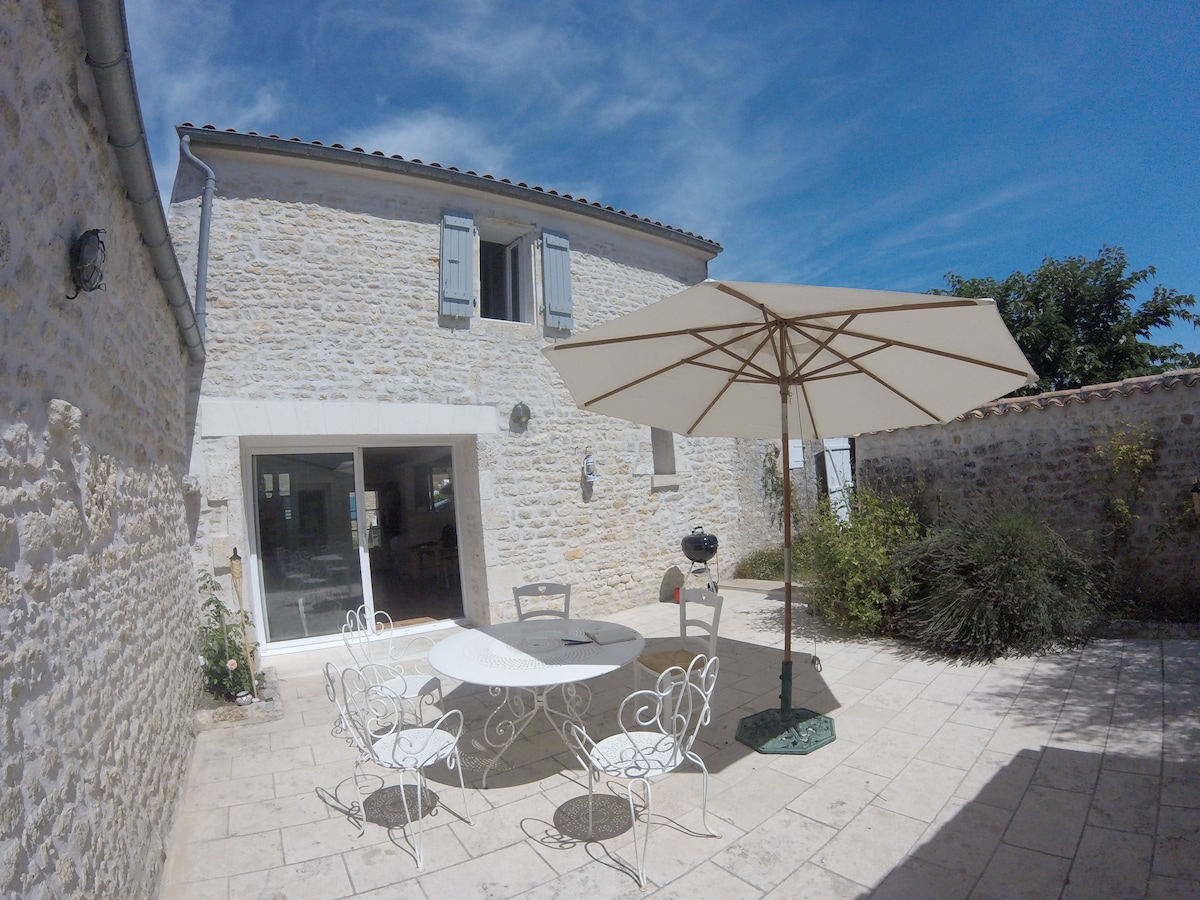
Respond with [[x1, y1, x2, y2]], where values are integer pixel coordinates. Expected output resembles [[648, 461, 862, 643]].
[[1, 3, 197, 896], [855, 372, 1200, 604], [171, 147, 778, 631]]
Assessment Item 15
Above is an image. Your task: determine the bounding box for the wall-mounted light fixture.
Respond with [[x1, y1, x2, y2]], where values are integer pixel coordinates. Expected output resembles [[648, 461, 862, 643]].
[[511, 401, 531, 428], [582, 447, 597, 483], [66, 228, 106, 299]]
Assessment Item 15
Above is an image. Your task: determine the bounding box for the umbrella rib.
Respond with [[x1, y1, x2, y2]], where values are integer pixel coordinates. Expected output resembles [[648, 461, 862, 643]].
[[545, 320, 765, 351], [792, 322, 1034, 380], [685, 317, 787, 433], [713, 282, 1030, 380], [784, 319, 945, 422], [786, 297, 983, 318], [714, 282, 984, 320], [573, 322, 780, 409]]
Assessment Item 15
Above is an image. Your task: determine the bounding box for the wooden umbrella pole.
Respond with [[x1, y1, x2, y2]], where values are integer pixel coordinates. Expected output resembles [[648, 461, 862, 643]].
[[229, 548, 257, 698], [780, 384, 793, 714]]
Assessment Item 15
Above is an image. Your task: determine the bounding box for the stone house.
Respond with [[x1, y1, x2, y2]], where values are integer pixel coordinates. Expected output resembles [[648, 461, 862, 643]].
[[167, 128, 777, 653]]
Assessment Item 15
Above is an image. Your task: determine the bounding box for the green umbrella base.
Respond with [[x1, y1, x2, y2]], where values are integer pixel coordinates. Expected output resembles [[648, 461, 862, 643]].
[[735, 707, 836, 755]]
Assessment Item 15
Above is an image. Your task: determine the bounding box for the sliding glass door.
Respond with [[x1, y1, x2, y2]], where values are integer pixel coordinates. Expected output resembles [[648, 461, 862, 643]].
[[251, 445, 464, 644], [254, 452, 363, 642]]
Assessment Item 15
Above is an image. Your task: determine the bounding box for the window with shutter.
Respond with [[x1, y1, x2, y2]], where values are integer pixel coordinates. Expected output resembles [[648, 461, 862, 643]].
[[440, 213, 474, 318], [542, 231, 573, 331]]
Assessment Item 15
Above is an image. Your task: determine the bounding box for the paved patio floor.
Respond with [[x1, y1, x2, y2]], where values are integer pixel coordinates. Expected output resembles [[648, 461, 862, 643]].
[[159, 581, 1200, 898]]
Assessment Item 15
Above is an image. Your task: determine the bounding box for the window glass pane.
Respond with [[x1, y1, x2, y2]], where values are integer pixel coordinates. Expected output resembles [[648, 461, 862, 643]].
[[480, 240, 507, 320], [508, 243, 521, 320], [254, 453, 362, 642], [480, 237, 523, 322]]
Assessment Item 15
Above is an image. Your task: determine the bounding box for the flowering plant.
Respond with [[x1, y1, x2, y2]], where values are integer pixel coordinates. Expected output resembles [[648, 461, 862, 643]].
[[197, 569, 261, 701]]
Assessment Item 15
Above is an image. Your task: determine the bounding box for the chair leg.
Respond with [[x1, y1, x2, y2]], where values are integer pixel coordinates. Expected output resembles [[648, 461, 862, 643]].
[[690, 754, 720, 838], [350, 761, 366, 837], [413, 771, 426, 872], [583, 769, 602, 837], [396, 770, 426, 872], [628, 777, 651, 889], [453, 748, 472, 826]]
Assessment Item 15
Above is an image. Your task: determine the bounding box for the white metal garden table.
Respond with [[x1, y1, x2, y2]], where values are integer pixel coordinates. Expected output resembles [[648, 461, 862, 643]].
[[428, 618, 644, 786]]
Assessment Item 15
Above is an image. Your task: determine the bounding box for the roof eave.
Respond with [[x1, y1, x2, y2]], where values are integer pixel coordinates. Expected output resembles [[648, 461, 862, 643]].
[[175, 124, 723, 258]]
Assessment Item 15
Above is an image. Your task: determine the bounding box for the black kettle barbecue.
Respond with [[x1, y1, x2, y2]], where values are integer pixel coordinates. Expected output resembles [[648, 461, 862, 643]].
[[681, 526, 718, 563], [680, 526, 718, 593]]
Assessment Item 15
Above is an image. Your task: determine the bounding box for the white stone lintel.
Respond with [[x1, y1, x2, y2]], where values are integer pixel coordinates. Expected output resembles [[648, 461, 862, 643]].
[[200, 398, 499, 438]]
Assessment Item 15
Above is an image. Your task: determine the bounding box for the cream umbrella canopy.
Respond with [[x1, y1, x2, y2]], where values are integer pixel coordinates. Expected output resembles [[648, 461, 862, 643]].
[[543, 280, 1037, 751]]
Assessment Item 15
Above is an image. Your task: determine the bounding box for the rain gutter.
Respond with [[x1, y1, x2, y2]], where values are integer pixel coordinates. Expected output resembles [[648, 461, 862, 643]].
[[178, 135, 214, 339], [76, 0, 205, 362]]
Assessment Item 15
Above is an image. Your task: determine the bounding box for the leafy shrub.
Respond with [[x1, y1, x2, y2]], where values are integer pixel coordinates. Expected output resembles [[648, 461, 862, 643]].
[[892, 499, 1104, 661], [794, 487, 923, 632], [733, 547, 785, 580], [197, 569, 260, 700]]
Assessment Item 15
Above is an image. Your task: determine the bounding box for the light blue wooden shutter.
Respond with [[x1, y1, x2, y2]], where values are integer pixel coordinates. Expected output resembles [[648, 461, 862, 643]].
[[542, 231, 573, 330], [440, 213, 474, 317]]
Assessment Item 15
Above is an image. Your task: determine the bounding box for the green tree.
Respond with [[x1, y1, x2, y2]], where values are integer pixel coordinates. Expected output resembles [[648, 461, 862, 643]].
[[934, 247, 1198, 395]]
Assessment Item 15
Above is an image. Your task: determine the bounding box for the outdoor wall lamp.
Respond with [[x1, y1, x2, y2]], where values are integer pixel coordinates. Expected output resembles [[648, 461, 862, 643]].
[[511, 401, 531, 428], [66, 228, 106, 299], [582, 447, 597, 483]]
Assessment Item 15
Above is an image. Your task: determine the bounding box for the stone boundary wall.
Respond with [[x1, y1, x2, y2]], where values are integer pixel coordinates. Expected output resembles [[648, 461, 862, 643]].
[[855, 371, 1200, 605], [1, 4, 197, 896]]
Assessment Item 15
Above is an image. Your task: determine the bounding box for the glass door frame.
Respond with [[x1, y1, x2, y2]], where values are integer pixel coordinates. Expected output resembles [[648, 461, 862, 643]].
[[242, 439, 370, 652]]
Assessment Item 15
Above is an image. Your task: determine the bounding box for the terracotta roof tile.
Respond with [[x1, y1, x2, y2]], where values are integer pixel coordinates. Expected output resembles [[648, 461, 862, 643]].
[[959, 369, 1200, 419]]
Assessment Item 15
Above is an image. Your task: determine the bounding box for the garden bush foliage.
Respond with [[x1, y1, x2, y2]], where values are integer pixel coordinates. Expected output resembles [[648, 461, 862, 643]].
[[794, 487, 923, 632], [197, 569, 260, 700], [892, 498, 1104, 661], [733, 547, 785, 581]]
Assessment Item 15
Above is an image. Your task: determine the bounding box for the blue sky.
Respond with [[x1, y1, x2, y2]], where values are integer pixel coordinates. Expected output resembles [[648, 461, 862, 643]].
[[126, 0, 1199, 354]]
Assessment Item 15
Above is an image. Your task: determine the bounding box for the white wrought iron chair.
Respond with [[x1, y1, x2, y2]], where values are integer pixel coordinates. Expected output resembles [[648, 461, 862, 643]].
[[564, 654, 720, 888], [634, 587, 722, 690], [323, 662, 471, 871], [512, 581, 572, 620], [342, 605, 444, 723]]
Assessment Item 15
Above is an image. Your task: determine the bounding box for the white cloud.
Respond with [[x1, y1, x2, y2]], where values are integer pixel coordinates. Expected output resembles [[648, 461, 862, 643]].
[[126, 0, 287, 201], [342, 112, 514, 174]]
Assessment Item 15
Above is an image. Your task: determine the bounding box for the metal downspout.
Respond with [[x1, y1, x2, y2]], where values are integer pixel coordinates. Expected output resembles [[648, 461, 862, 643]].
[[179, 135, 214, 339], [76, 0, 204, 361]]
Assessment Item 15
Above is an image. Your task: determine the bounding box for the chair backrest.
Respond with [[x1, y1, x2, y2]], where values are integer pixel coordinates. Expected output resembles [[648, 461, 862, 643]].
[[512, 582, 572, 620], [342, 605, 438, 680], [323, 662, 460, 769], [676, 588, 722, 656], [643, 654, 719, 758], [341, 605, 392, 670], [324, 662, 410, 756], [572, 654, 719, 777]]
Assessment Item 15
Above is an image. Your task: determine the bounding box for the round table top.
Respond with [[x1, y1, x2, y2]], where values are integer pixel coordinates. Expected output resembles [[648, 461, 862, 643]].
[[429, 618, 645, 688]]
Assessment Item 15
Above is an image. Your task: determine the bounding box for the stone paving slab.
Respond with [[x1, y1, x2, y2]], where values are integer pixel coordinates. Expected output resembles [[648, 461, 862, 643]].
[[158, 582, 1200, 898]]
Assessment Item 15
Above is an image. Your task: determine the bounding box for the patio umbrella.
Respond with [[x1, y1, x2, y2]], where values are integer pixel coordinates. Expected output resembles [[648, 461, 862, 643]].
[[543, 280, 1037, 751]]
